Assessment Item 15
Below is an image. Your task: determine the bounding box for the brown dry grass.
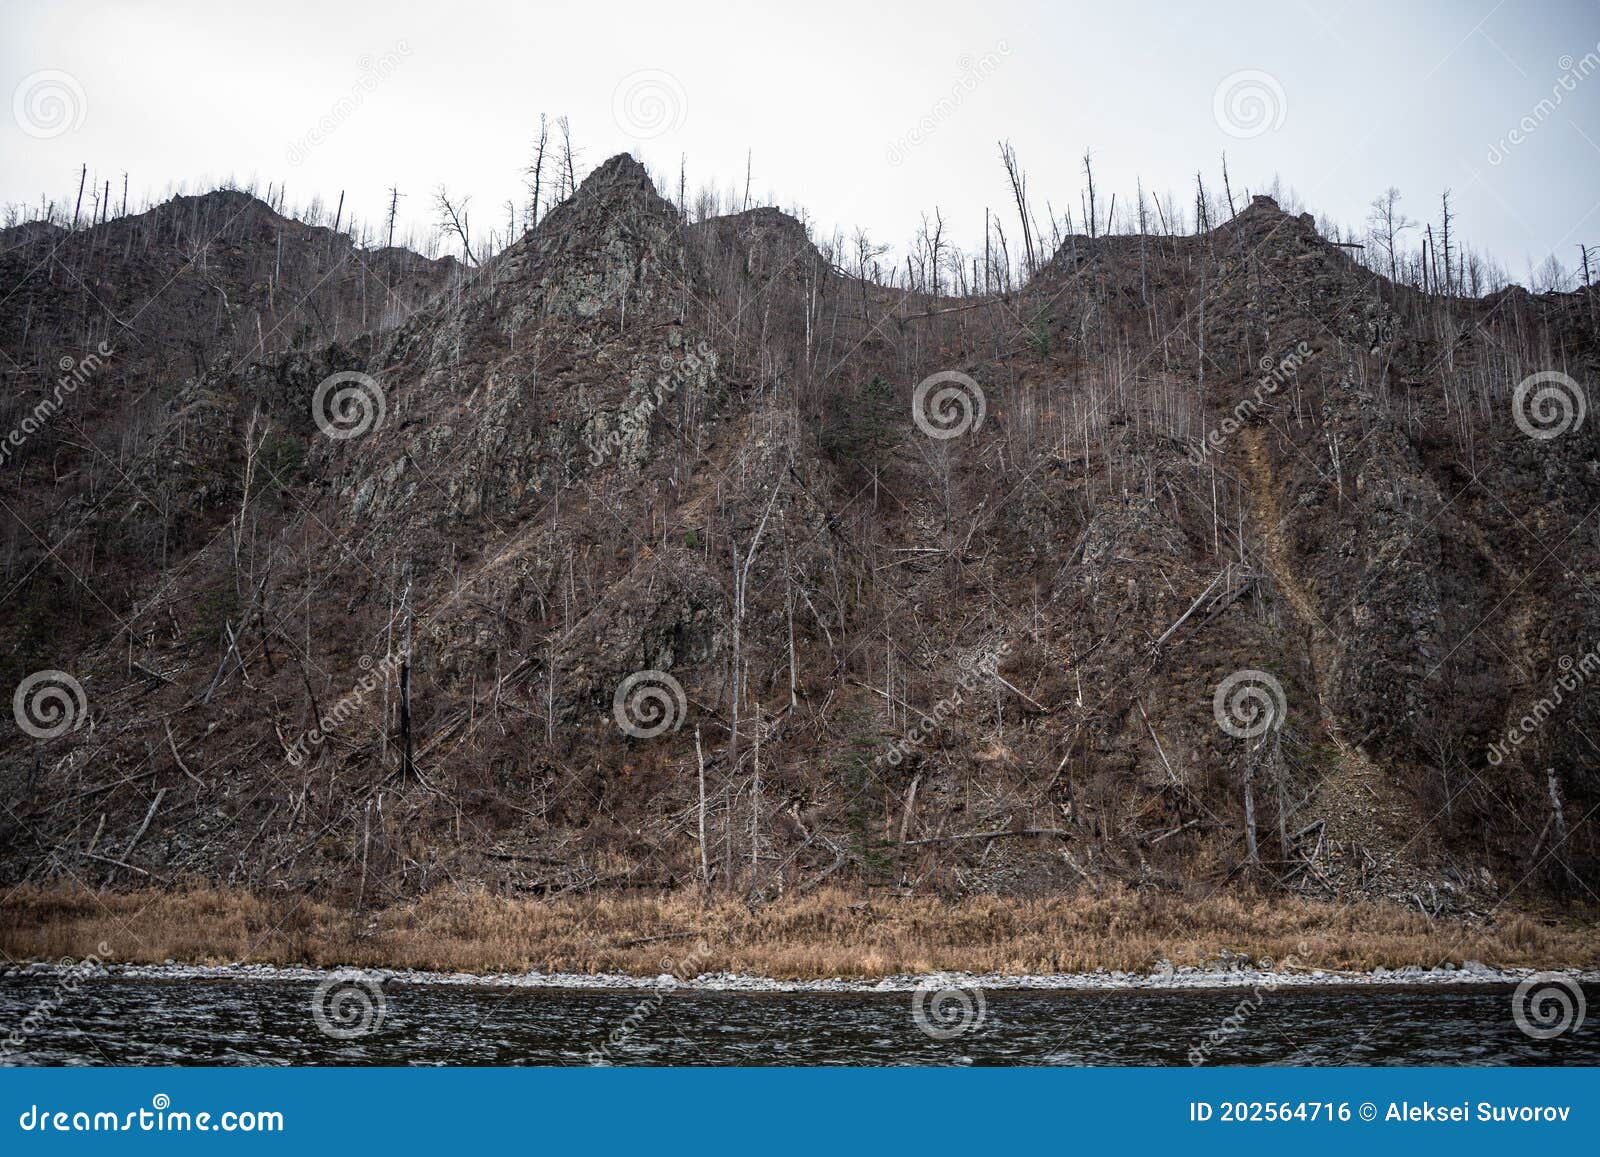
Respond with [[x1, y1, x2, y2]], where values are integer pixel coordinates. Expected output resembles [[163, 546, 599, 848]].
[[3, 885, 1594, 979]]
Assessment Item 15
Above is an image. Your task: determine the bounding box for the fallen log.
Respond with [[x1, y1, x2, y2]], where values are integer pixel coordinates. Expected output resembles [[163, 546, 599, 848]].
[[903, 828, 1069, 846]]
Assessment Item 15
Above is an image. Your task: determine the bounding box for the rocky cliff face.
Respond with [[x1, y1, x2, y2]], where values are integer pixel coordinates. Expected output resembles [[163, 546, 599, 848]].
[[2, 160, 1595, 915]]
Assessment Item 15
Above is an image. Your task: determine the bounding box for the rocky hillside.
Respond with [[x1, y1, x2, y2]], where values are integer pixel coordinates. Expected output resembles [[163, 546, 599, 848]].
[[0, 191, 458, 689], [2, 156, 1595, 919]]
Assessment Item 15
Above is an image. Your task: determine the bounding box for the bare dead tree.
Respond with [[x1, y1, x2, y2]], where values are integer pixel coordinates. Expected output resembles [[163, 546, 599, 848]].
[[1366, 187, 1413, 283], [919, 208, 946, 296], [433, 186, 477, 265], [71, 163, 86, 232], [727, 473, 785, 781], [749, 703, 763, 896], [1082, 149, 1098, 240], [558, 116, 577, 198], [1219, 152, 1238, 221], [983, 207, 991, 295], [385, 186, 403, 251], [1135, 176, 1150, 302], [1439, 189, 1454, 297], [398, 579, 415, 781], [525, 113, 549, 229], [998, 140, 1037, 278], [695, 725, 710, 887]]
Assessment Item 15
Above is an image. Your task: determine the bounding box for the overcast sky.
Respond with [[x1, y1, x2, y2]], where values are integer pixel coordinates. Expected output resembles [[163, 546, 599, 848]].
[[4, 0, 1599, 283]]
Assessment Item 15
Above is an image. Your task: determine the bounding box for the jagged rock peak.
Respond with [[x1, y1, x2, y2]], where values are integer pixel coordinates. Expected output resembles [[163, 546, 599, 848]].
[[582, 152, 655, 193], [480, 150, 696, 324], [531, 151, 679, 244]]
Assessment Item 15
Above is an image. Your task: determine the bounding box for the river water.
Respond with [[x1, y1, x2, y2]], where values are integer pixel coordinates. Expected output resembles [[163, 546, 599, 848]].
[[1, 978, 1593, 1065]]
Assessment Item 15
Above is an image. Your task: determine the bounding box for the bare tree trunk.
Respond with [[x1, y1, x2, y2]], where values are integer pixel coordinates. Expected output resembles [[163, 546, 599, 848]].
[[358, 800, 371, 909], [749, 707, 762, 895], [399, 580, 414, 780], [527, 113, 548, 228], [999, 140, 1036, 277], [1243, 752, 1259, 864], [558, 116, 576, 197], [727, 475, 785, 772], [386, 186, 401, 250], [1082, 149, 1097, 240], [784, 526, 798, 708], [1439, 190, 1454, 297], [695, 725, 709, 888], [1547, 767, 1578, 889], [72, 163, 86, 232]]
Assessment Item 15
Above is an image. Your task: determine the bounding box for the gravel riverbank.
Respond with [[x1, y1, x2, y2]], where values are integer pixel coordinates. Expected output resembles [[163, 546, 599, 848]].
[[7, 956, 1595, 994]]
